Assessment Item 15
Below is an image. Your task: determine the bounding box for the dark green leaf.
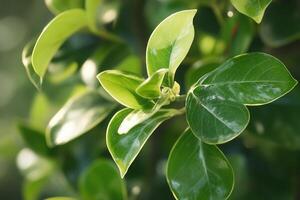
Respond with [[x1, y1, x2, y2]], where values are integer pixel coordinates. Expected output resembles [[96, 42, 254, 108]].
[[32, 9, 87, 79], [107, 108, 180, 177], [199, 53, 297, 105], [97, 70, 153, 109], [186, 53, 297, 144], [187, 85, 250, 144], [230, 0, 272, 23], [18, 123, 51, 156], [260, 0, 300, 47], [167, 129, 234, 200], [221, 13, 254, 56], [136, 69, 168, 99], [79, 159, 127, 200], [46, 91, 115, 146], [146, 9, 196, 81]]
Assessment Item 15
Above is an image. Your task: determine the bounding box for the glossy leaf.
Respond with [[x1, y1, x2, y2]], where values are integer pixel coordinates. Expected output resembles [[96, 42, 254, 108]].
[[167, 130, 234, 200], [45, 0, 84, 15], [136, 69, 168, 99], [46, 91, 115, 146], [199, 53, 297, 105], [22, 40, 41, 90], [97, 70, 153, 109], [230, 0, 272, 23], [146, 9, 196, 81], [107, 108, 180, 177], [260, 0, 300, 47], [32, 9, 87, 79], [79, 159, 127, 200], [187, 86, 250, 144], [186, 53, 297, 144]]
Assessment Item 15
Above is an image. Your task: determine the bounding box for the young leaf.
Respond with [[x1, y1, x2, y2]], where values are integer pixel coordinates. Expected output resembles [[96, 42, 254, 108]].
[[146, 10, 196, 81], [167, 130, 234, 200], [230, 0, 272, 23], [136, 69, 168, 99], [22, 40, 41, 90], [97, 70, 154, 109], [46, 91, 115, 147], [186, 53, 297, 144], [79, 159, 127, 200], [199, 53, 298, 105], [32, 9, 87, 79], [107, 108, 180, 177]]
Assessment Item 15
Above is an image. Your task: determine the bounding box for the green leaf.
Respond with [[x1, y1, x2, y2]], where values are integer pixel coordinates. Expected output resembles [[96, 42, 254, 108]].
[[22, 40, 41, 90], [136, 69, 168, 99], [107, 108, 180, 177], [18, 123, 51, 157], [230, 0, 272, 23], [32, 9, 87, 79], [187, 86, 250, 144], [259, 0, 300, 47], [79, 159, 127, 200], [46, 91, 115, 146], [45, 0, 85, 15], [167, 129, 234, 200], [146, 9, 196, 82], [186, 53, 297, 144], [97, 70, 154, 109], [199, 53, 297, 105]]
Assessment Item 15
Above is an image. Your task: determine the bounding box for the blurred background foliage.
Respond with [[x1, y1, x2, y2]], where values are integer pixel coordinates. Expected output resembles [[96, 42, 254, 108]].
[[0, 0, 299, 199]]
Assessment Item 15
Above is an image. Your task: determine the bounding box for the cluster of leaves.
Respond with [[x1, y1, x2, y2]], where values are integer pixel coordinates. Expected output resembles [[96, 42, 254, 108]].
[[20, 0, 300, 200]]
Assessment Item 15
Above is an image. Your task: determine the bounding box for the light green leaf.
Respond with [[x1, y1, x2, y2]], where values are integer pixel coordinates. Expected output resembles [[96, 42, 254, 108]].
[[186, 53, 297, 144], [22, 40, 41, 90], [167, 130, 234, 200], [44, 0, 85, 15], [79, 159, 127, 200], [32, 9, 87, 79], [107, 108, 180, 177], [97, 70, 153, 109], [45, 197, 77, 200], [46, 91, 115, 147], [146, 9, 196, 82], [187, 86, 250, 144], [230, 0, 272, 23], [136, 69, 168, 99]]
